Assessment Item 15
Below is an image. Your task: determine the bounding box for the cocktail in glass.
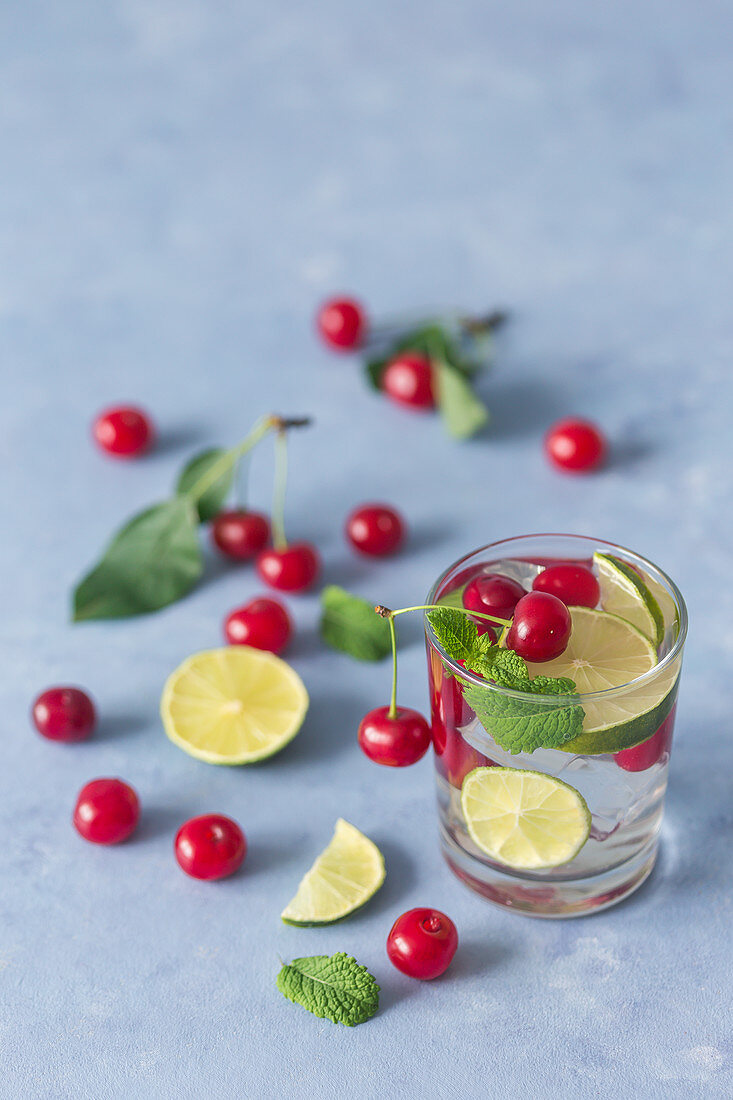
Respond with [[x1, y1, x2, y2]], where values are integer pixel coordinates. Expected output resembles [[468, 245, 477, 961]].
[[425, 534, 687, 918]]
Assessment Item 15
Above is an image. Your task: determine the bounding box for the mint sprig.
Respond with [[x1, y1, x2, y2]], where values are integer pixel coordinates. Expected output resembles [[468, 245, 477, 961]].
[[276, 952, 380, 1027], [426, 607, 585, 754], [320, 587, 392, 661]]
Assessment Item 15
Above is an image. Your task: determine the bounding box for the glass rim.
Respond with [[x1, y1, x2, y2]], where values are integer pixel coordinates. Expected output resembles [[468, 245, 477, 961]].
[[424, 533, 688, 703]]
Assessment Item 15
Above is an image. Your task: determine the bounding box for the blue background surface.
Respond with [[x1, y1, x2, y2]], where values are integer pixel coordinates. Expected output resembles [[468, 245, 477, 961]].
[[2, 2, 732, 1097]]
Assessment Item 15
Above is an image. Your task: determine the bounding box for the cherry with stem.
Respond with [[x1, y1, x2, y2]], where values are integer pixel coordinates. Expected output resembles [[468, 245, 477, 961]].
[[256, 419, 320, 593], [357, 610, 432, 768]]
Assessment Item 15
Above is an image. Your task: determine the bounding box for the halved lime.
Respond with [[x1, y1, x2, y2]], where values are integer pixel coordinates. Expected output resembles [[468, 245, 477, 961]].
[[161, 647, 308, 764], [461, 766, 591, 869], [523, 606, 677, 754], [281, 819, 385, 925], [594, 552, 664, 646]]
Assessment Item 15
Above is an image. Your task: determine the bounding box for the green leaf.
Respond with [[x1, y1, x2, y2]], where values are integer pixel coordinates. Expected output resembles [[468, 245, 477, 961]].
[[320, 586, 392, 661], [176, 447, 233, 522], [364, 357, 388, 391], [426, 607, 482, 663], [469, 647, 529, 688], [73, 498, 203, 621], [529, 675, 579, 696], [463, 679, 584, 754], [435, 360, 489, 439], [276, 952, 379, 1027]]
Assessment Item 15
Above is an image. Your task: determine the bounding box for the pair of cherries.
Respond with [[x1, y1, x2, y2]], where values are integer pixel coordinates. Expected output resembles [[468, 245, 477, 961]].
[[212, 510, 319, 593]]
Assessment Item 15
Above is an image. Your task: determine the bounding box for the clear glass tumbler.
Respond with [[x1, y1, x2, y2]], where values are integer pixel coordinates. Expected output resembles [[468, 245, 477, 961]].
[[426, 534, 687, 917]]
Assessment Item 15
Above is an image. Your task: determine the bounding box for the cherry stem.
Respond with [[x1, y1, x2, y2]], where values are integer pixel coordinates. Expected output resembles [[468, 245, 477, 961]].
[[387, 615, 399, 720], [271, 428, 289, 551], [185, 415, 274, 506], [458, 309, 508, 335], [375, 603, 511, 628], [375, 601, 511, 721], [367, 307, 508, 345]]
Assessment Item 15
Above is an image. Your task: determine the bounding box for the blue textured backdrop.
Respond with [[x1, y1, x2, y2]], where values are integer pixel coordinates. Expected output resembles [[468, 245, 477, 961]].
[[2, 2, 732, 1097]]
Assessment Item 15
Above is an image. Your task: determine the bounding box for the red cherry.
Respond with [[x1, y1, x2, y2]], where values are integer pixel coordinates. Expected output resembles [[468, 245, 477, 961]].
[[463, 573, 525, 634], [224, 597, 292, 654], [211, 510, 270, 560], [73, 779, 140, 844], [381, 353, 435, 409], [614, 708, 676, 772], [256, 543, 319, 592], [532, 564, 600, 608], [174, 814, 247, 881], [32, 687, 96, 742], [93, 406, 154, 458], [345, 503, 405, 557], [358, 705, 431, 767], [386, 908, 458, 980], [506, 591, 571, 663], [316, 296, 367, 351], [544, 418, 607, 473]]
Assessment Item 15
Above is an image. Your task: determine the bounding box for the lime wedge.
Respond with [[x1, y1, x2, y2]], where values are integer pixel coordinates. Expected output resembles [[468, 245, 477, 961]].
[[461, 766, 591, 869], [161, 647, 308, 764], [523, 606, 677, 754], [594, 552, 664, 646], [281, 819, 385, 925]]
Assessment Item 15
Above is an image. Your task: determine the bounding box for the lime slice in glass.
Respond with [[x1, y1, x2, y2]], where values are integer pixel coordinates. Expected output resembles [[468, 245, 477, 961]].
[[161, 647, 308, 764], [523, 606, 678, 754], [642, 570, 679, 636], [461, 766, 591, 869], [281, 819, 385, 925], [594, 552, 664, 646]]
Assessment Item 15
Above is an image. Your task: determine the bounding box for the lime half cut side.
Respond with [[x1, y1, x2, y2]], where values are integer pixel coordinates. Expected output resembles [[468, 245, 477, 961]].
[[523, 606, 678, 754], [161, 647, 308, 764], [281, 819, 385, 925], [461, 767, 591, 870], [594, 552, 664, 646]]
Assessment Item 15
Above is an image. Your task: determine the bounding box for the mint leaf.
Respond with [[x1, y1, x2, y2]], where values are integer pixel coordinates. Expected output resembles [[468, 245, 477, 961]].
[[276, 952, 379, 1027], [435, 359, 489, 439], [528, 675, 578, 696], [463, 668, 584, 754], [426, 607, 483, 662], [469, 647, 529, 688], [176, 448, 234, 522], [320, 586, 392, 661], [73, 498, 203, 621]]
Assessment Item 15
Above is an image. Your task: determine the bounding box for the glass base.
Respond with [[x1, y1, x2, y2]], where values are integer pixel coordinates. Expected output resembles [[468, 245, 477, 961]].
[[441, 827, 659, 918]]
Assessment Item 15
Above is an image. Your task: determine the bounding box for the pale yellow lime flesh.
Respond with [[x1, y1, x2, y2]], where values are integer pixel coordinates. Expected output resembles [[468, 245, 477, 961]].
[[281, 819, 385, 925], [461, 766, 591, 870], [161, 647, 308, 764]]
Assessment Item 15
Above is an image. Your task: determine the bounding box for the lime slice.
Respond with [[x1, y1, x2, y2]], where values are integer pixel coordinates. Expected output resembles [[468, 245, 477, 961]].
[[161, 647, 308, 764], [594, 552, 664, 646], [523, 606, 677, 754], [281, 819, 385, 925], [461, 766, 591, 869], [642, 571, 680, 637]]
